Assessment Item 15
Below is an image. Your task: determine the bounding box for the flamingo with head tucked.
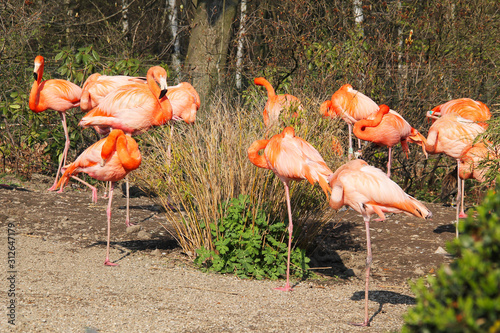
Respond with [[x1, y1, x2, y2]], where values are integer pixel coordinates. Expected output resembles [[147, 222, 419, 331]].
[[427, 98, 491, 125], [56, 129, 141, 266], [29, 55, 82, 191], [328, 159, 432, 326], [248, 127, 333, 291], [320, 84, 379, 159]]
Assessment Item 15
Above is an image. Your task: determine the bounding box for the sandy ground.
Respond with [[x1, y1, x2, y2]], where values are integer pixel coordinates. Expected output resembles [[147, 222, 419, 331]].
[[0, 174, 457, 332]]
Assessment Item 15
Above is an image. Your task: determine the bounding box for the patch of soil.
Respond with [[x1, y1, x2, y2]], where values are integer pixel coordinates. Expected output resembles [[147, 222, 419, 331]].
[[0, 173, 459, 332]]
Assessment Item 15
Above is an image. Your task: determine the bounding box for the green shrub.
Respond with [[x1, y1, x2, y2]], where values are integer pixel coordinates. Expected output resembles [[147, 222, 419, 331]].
[[402, 181, 500, 333], [194, 194, 310, 280]]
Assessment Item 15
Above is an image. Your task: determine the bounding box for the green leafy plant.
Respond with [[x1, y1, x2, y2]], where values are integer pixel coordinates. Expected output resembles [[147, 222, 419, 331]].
[[402, 181, 500, 332], [194, 194, 311, 281]]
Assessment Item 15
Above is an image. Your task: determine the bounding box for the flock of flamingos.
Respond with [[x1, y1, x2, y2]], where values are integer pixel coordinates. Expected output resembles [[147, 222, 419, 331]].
[[28, 55, 494, 326]]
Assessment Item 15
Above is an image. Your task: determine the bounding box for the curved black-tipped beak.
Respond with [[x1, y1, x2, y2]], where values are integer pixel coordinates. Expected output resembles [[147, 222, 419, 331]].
[[159, 89, 168, 99], [33, 72, 38, 81]]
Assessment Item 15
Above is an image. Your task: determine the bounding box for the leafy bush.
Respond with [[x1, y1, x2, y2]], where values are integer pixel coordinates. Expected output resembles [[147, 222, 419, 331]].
[[194, 194, 310, 280], [402, 181, 500, 332]]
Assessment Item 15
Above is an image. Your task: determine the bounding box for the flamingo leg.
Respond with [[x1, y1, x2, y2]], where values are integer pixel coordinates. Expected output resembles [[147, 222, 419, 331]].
[[49, 112, 70, 191], [455, 159, 461, 238], [275, 181, 293, 292], [386, 147, 392, 178], [348, 123, 354, 160], [67, 176, 98, 203], [458, 179, 467, 219], [352, 215, 372, 327], [102, 181, 110, 199], [125, 175, 134, 227], [105, 182, 118, 266]]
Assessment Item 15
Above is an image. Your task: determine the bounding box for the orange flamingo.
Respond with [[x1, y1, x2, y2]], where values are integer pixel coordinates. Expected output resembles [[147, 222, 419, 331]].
[[427, 98, 491, 125], [353, 104, 427, 177], [411, 114, 485, 236], [458, 142, 498, 217], [29, 55, 82, 191], [80, 73, 146, 112], [321, 84, 379, 159], [328, 159, 432, 326], [79, 66, 172, 135], [56, 129, 141, 266], [79, 66, 172, 227], [248, 127, 333, 291], [254, 77, 303, 128]]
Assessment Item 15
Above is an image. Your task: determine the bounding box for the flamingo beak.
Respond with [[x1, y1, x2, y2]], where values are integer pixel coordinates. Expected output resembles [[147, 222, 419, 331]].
[[159, 89, 168, 99], [33, 72, 38, 81]]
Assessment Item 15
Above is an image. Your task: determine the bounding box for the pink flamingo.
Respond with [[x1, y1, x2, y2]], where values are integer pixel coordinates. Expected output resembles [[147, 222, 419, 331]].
[[29, 55, 82, 191], [427, 98, 491, 125], [321, 84, 379, 159], [411, 114, 485, 236], [254, 77, 303, 129], [78, 66, 172, 227], [353, 104, 427, 177], [328, 159, 432, 326], [248, 127, 333, 291], [56, 129, 141, 266], [167, 82, 200, 124]]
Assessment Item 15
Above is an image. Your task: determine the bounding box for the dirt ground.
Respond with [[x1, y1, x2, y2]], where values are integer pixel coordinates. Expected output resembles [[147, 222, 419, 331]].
[[0, 173, 458, 332]]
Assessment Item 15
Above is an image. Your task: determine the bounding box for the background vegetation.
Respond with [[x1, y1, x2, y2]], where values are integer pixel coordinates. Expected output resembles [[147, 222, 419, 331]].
[[1, 0, 499, 275]]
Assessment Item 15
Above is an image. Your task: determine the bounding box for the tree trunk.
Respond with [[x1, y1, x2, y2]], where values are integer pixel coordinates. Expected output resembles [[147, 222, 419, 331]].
[[185, 0, 238, 104], [235, 0, 247, 90], [168, 0, 181, 79]]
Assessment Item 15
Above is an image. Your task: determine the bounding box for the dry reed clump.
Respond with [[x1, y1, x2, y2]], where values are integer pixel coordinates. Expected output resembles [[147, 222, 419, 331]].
[[136, 91, 347, 258]]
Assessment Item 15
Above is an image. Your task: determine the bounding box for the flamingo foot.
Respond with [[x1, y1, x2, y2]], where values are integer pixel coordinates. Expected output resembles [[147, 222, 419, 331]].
[[126, 220, 136, 227], [48, 184, 58, 191], [274, 284, 293, 292], [350, 321, 370, 327], [104, 259, 119, 266], [458, 212, 467, 219]]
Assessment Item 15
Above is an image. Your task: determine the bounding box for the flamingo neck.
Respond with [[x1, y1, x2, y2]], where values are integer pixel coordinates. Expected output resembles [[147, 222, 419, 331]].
[[248, 140, 271, 169]]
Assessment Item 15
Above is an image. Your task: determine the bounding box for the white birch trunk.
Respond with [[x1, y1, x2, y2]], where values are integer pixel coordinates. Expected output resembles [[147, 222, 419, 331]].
[[122, 0, 129, 38], [169, 0, 181, 78], [235, 0, 247, 90]]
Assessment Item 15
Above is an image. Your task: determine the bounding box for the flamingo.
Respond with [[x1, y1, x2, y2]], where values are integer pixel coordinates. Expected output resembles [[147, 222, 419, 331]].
[[410, 114, 485, 237], [254, 77, 303, 129], [320, 84, 379, 159], [167, 82, 200, 124], [328, 159, 432, 326], [80, 73, 147, 112], [458, 142, 498, 217], [29, 55, 82, 191], [426, 98, 491, 125], [248, 126, 333, 291], [353, 104, 427, 177], [56, 129, 141, 266], [79, 66, 172, 227]]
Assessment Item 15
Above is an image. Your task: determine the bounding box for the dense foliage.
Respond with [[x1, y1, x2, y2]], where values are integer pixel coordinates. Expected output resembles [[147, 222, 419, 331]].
[[194, 195, 310, 280], [402, 182, 500, 332]]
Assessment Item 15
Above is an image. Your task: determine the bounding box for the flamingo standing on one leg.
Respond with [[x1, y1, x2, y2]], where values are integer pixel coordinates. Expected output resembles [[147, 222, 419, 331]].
[[320, 84, 379, 159], [426, 98, 491, 125], [328, 159, 432, 326], [56, 129, 141, 266], [248, 127, 333, 291], [458, 142, 498, 217], [29, 55, 82, 191], [79, 66, 172, 227], [410, 114, 485, 237], [254, 77, 303, 130], [353, 104, 427, 177]]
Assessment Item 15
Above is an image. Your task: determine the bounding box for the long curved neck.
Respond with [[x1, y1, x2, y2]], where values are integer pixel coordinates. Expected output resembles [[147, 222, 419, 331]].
[[117, 135, 141, 171], [248, 139, 270, 169], [29, 63, 44, 111], [147, 71, 172, 125], [256, 78, 276, 99]]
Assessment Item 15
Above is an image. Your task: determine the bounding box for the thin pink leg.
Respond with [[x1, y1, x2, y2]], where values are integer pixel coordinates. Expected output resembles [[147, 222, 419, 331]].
[[104, 182, 118, 266], [348, 124, 354, 160], [56, 176, 98, 203], [351, 216, 372, 327], [49, 112, 70, 191], [102, 181, 110, 199], [275, 181, 293, 292], [125, 175, 134, 227], [386, 147, 392, 178], [458, 179, 467, 219]]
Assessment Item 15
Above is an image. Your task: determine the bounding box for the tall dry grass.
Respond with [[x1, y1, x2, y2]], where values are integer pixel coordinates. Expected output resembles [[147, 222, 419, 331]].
[[135, 88, 346, 257]]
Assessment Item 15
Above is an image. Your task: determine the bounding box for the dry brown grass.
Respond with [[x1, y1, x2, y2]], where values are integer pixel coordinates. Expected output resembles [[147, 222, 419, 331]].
[[136, 89, 348, 257]]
